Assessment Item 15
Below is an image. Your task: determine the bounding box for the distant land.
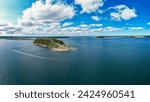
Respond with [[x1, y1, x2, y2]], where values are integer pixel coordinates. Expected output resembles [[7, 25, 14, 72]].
[[0, 36, 69, 40], [96, 35, 150, 38], [0, 35, 150, 40]]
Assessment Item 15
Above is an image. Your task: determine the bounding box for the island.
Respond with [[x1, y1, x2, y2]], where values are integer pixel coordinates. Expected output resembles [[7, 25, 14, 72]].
[[33, 38, 75, 52]]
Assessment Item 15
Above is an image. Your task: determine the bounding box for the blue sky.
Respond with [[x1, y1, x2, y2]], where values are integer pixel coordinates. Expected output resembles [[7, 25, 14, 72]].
[[0, 0, 150, 36]]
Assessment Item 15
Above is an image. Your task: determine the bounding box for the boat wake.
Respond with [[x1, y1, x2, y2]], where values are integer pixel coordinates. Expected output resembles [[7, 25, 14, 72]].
[[12, 50, 57, 60]]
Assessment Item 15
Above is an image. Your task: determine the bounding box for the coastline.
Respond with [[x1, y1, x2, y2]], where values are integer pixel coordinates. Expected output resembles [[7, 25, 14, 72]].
[[35, 43, 75, 52], [51, 47, 76, 52], [0, 35, 150, 41]]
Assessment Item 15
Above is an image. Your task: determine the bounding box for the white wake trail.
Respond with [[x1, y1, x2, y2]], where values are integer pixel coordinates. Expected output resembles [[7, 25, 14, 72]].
[[12, 50, 56, 60]]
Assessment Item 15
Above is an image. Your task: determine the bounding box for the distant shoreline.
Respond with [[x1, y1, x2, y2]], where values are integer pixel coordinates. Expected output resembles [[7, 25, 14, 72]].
[[96, 35, 150, 38], [0, 36, 70, 40], [0, 35, 150, 40]]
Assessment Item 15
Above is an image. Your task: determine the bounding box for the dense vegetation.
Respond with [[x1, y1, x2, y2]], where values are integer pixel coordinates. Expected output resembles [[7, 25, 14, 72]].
[[33, 38, 65, 48]]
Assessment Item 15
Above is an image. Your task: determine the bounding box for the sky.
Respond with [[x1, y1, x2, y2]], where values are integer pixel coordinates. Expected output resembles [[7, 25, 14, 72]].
[[0, 0, 150, 36]]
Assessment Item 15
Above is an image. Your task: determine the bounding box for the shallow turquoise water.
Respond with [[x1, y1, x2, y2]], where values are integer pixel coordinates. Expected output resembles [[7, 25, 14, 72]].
[[0, 37, 150, 85]]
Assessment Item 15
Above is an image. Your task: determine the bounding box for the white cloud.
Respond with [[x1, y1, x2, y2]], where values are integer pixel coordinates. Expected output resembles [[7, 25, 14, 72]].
[[62, 22, 73, 27], [147, 22, 150, 25], [98, 10, 104, 14], [129, 27, 144, 30], [0, 23, 22, 34], [45, 0, 51, 4], [104, 26, 123, 32], [79, 23, 103, 28], [79, 24, 89, 28], [110, 5, 137, 21], [75, 0, 104, 13], [0, 23, 8, 27], [0, 1, 144, 36], [0, 22, 124, 36], [90, 28, 103, 32], [91, 16, 100, 21], [60, 23, 104, 35], [90, 24, 103, 27], [18, 1, 75, 27]]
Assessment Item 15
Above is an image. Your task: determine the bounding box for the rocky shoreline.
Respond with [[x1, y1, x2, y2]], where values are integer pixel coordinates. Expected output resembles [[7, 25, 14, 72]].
[[52, 46, 75, 52]]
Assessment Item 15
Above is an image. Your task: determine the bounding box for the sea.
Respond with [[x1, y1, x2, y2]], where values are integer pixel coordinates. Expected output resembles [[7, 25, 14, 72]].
[[0, 37, 150, 85]]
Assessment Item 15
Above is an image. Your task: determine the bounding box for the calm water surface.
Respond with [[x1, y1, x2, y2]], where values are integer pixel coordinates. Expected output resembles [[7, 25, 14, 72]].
[[0, 37, 150, 85]]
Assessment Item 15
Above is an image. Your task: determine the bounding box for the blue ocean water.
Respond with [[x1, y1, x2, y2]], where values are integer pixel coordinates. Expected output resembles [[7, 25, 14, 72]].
[[0, 37, 150, 85]]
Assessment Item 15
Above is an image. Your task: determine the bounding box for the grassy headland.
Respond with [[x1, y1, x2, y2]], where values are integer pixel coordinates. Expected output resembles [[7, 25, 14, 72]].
[[33, 38, 75, 52]]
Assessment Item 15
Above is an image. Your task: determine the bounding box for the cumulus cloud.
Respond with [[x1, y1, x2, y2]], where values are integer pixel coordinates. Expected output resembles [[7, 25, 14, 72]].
[[91, 16, 100, 21], [18, 1, 75, 27], [59, 23, 104, 35], [104, 26, 123, 32], [90, 28, 103, 32], [79, 24, 89, 28], [79, 23, 103, 28], [0, 1, 144, 36], [0, 23, 22, 34], [147, 22, 150, 25], [109, 5, 137, 21], [60, 23, 108, 35], [129, 27, 144, 30], [62, 22, 73, 27], [0, 23, 8, 27], [0, 21, 122, 35], [75, 0, 104, 13], [45, 0, 51, 4]]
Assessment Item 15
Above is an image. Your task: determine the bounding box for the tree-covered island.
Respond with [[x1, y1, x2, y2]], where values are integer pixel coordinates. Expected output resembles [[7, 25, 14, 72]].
[[33, 38, 75, 52]]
